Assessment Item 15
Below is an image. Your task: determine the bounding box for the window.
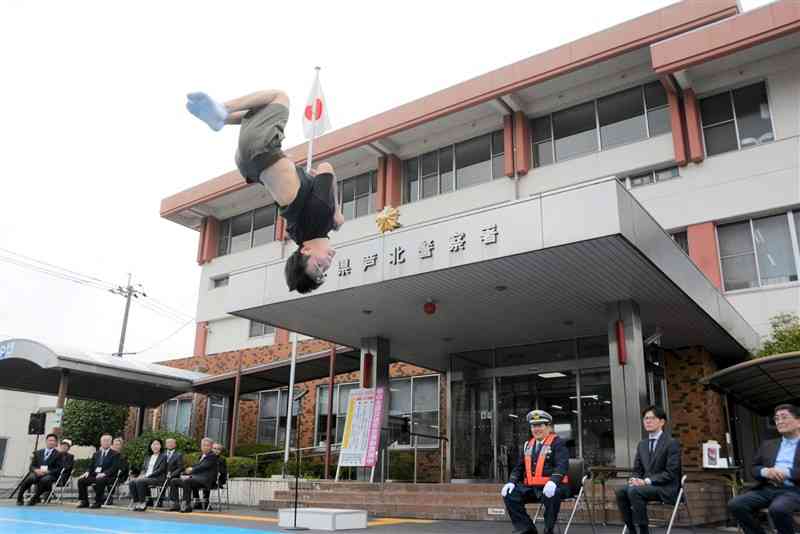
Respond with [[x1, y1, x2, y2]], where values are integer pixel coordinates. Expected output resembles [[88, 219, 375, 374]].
[[403, 131, 503, 203], [205, 395, 228, 446], [161, 398, 192, 434], [314, 382, 359, 446], [622, 166, 680, 189], [387, 375, 440, 449], [249, 320, 275, 338], [700, 81, 774, 156], [258, 388, 299, 446], [217, 204, 278, 256], [671, 231, 689, 255], [339, 171, 378, 221], [533, 82, 669, 167], [211, 276, 229, 289], [0, 437, 7, 470], [718, 212, 799, 291]]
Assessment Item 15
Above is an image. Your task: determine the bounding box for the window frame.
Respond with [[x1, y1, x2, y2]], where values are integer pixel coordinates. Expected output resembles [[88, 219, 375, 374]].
[[204, 394, 228, 446], [211, 275, 229, 289], [256, 387, 299, 446], [217, 204, 279, 257], [619, 166, 680, 189], [387, 374, 441, 451], [716, 210, 800, 293], [531, 81, 670, 168], [161, 398, 193, 434], [403, 130, 503, 204], [0, 437, 7, 471], [313, 381, 360, 447], [699, 80, 775, 157], [249, 320, 276, 339], [338, 170, 378, 221]]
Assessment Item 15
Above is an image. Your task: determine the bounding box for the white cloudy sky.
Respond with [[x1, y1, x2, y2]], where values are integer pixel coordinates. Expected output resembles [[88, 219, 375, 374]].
[[0, 0, 772, 363]]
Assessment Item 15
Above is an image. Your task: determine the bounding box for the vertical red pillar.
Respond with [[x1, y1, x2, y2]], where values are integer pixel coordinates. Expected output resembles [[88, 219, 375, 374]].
[[376, 156, 387, 211], [199, 217, 220, 264], [275, 215, 286, 242], [688, 222, 722, 290], [275, 328, 289, 345], [503, 114, 515, 178], [193, 321, 208, 357], [196, 219, 207, 265], [385, 155, 402, 208], [666, 91, 688, 167], [683, 89, 705, 164], [513, 111, 531, 176]]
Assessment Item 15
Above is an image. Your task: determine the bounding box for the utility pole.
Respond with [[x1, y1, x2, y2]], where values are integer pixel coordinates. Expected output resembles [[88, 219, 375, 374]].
[[109, 273, 146, 357]]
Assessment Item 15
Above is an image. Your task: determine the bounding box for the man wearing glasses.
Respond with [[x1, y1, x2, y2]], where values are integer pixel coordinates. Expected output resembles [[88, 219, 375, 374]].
[[729, 404, 800, 534], [616, 405, 682, 534]]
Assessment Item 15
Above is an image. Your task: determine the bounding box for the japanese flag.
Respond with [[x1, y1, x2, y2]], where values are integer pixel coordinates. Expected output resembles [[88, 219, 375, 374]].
[[302, 71, 331, 139]]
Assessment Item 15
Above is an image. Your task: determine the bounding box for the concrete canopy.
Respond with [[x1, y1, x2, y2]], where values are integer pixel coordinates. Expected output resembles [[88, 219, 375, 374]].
[[701, 351, 800, 415], [228, 179, 759, 372], [0, 338, 206, 407]]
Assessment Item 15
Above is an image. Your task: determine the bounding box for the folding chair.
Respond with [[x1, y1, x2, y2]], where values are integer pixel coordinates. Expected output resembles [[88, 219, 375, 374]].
[[531, 458, 598, 534], [621, 475, 696, 534], [151, 477, 172, 508], [103, 471, 128, 506], [44, 467, 73, 504], [206, 471, 230, 512]]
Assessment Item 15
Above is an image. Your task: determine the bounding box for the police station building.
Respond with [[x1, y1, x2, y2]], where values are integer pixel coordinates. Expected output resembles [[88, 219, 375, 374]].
[[158, 0, 800, 504]]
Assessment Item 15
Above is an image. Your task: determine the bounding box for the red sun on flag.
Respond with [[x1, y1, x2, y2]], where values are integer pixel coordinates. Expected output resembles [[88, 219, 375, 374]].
[[304, 99, 324, 121]]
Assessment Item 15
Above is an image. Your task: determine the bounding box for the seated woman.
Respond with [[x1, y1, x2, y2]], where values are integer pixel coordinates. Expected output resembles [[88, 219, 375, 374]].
[[128, 439, 167, 511]]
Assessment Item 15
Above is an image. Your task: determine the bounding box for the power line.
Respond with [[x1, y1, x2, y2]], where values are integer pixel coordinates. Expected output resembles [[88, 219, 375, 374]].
[[0, 246, 117, 288], [128, 319, 194, 355]]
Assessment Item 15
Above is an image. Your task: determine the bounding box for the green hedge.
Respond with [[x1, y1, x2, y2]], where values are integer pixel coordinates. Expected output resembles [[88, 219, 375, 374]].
[[234, 442, 283, 458], [72, 458, 93, 477], [181, 453, 256, 478], [121, 431, 198, 471]]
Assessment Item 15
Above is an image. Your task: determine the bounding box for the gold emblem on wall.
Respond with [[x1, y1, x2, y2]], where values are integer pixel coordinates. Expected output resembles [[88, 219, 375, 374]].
[[376, 206, 401, 234]]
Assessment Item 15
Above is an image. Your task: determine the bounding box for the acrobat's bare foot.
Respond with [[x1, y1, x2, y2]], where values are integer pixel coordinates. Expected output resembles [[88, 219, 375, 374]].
[[186, 92, 228, 131]]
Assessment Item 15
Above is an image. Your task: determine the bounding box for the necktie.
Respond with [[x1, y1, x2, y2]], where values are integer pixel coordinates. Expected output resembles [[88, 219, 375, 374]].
[[649, 438, 656, 453], [534, 441, 542, 457], [44, 449, 51, 461]]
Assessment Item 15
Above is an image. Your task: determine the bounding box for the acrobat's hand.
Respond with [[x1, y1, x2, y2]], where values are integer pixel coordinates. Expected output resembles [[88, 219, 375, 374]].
[[501, 482, 515, 497], [543, 481, 556, 498], [186, 92, 228, 132]]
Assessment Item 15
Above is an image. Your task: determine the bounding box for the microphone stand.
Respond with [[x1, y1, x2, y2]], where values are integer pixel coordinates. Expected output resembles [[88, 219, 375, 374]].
[[284, 389, 308, 531]]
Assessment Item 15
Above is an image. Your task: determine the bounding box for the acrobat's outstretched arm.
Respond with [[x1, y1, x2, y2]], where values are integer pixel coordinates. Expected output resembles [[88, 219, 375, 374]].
[[186, 90, 290, 131]]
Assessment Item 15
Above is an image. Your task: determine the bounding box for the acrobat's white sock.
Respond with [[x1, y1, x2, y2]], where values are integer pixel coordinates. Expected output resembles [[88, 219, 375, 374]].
[[186, 92, 229, 131]]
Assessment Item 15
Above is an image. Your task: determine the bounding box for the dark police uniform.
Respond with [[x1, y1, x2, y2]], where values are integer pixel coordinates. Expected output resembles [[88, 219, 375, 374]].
[[503, 410, 571, 534]]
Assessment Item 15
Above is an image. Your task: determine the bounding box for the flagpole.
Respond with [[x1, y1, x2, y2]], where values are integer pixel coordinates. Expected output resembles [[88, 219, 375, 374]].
[[305, 66, 321, 174]]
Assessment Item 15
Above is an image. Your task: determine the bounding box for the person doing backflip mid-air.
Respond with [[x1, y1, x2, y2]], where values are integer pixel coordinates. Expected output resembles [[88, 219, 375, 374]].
[[186, 90, 344, 294]]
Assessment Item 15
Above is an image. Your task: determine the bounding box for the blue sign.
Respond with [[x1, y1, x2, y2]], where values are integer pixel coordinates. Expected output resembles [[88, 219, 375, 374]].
[[0, 341, 15, 360]]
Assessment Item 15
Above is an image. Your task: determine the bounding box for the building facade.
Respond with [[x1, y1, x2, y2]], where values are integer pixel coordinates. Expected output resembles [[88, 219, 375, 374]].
[[157, 0, 800, 492]]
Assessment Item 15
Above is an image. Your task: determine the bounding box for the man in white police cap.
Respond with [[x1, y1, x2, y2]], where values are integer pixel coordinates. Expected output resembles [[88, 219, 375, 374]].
[[501, 409, 571, 534]]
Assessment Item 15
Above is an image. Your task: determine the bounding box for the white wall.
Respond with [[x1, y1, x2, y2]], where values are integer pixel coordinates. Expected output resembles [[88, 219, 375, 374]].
[[0, 391, 57, 476], [206, 316, 275, 355]]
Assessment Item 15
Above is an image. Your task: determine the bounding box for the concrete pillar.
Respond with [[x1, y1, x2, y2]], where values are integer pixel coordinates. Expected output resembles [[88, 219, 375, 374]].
[[359, 337, 390, 482], [53, 369, 69, 435], [135, 406, 146, 437], [607, 300, 648, 467], [683, 89, 705, 164]]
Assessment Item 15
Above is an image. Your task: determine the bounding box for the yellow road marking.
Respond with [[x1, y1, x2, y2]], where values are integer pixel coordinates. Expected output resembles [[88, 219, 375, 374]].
[[103, 505, 435, 527]]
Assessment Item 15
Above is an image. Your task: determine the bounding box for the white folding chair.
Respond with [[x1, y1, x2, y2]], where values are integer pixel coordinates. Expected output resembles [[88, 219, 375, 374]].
[[531, 459, 598, 534], [621, 475, 696, 534], [44, 467, 72, 504]]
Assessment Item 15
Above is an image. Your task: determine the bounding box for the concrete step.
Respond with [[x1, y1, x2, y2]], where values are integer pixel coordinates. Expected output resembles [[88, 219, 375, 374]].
[[286, 481, 504, 494], [273, 489, 508, 506]]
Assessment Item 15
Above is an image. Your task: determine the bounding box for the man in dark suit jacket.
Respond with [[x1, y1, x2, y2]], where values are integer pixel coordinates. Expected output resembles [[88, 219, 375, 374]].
[[193, 441, 228, 509], [729, 404, 800, 534], [616, 405, 682, 534], [17, 433, 63, 506], [502, 410, 572, 534], [58, 439, 75, 475], [77, 434, 121, 508], [168, 437, 219, 513], [160, 437, 184, 506]]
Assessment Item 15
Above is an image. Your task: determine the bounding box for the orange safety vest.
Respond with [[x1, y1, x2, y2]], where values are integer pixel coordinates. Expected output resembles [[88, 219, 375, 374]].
[[523, 433, 568, 486]]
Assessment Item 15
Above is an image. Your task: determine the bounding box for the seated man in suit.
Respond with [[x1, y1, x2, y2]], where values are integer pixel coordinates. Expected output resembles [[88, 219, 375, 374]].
[[729, 404, 800, 534], [106, 437, 129, 505], [168, 437, 218, 513], [502, 410, 571, 534], [17, 433, 63, 506], [58, 439, 75, 474], [128, 438, 167, 511], [160, 438, 184, 507], [616, 405, 682, 534], [192, 441, 228, 509], [77, 434, 120, 508]]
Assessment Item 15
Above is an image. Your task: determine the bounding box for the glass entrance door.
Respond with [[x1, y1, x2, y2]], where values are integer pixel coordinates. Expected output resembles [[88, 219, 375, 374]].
[[451, 351, 495, 480], [496, 371, 578, 481]]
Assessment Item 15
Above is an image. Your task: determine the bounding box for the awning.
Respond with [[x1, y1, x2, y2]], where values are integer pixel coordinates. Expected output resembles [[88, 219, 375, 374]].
[[0, 338, 206, 407], [228, 179, 759, 372], [191, 346, 362, 396], [700, 351, 800, 415]]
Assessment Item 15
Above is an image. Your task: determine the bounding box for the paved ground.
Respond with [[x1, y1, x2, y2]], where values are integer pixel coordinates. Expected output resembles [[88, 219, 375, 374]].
[[0, 500, 734, 534]]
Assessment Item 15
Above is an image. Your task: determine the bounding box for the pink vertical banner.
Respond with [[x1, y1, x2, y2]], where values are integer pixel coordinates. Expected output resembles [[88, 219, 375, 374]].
[[364, 387, 385, 467]]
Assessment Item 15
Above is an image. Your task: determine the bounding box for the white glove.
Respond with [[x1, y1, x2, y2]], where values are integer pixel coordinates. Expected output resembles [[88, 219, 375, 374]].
[[501, 482, 515, 497], [543, 480, 556, 498]]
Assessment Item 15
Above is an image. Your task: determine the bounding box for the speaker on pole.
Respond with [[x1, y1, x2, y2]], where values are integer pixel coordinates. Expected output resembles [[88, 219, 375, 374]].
[[28, 412, 46, 435]]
